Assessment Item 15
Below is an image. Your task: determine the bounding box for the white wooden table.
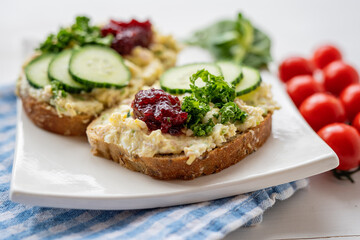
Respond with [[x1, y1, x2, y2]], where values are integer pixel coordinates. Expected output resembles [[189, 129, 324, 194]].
[[1, 0, 360, 239], [226, 172, 360, 240]]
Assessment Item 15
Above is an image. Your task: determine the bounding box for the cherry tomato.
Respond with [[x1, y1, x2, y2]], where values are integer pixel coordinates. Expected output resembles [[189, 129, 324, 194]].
[[299, 93, 346, 131], [323, 61, 359, 95], [352, 112, 360, 134], [279, 57, 314, 82], [286, 75, 324, 107], [318, 123, 360, 171], [340, 83, 360, 121], [313, 45, 342, 69]]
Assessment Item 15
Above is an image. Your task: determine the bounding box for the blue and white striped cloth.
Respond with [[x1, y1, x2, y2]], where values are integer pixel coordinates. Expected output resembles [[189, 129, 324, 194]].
[[0, 85, 308, 240]]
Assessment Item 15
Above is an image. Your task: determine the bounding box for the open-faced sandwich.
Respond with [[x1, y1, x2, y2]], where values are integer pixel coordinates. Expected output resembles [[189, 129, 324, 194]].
[[16, 16, 180, 135], [87, 62, 279, 180]]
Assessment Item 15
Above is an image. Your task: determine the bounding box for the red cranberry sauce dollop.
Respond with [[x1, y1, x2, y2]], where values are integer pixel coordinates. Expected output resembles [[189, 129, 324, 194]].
[[131, 89, 188, 135], [101, 19, 153, 55]]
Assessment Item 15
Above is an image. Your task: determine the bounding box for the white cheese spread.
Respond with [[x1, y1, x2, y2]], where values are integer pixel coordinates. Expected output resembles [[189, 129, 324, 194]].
[[17, 32, 180, 117], [95, 84, 276, 164]]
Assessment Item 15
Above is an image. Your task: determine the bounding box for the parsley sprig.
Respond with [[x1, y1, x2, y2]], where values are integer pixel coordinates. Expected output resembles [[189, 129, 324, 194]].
[[51, 81, 67, 98], [181, 69, 247, 137], [219, 102, 247, 124], [189, 69, 236, 108], [38, 16, 113, 53], [182, 95, 213, 137]]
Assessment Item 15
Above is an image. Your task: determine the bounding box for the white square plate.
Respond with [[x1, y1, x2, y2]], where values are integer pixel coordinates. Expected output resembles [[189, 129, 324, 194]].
[[10, 63, 338, 210]]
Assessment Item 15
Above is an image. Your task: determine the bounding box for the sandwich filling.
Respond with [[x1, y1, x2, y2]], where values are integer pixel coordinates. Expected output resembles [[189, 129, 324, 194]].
[[90, 82, 278, 164], [17, 22, 181, 117]]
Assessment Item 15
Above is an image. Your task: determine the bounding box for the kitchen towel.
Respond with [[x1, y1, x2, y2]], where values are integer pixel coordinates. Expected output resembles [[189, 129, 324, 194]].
[[0, 85, 308, 240]]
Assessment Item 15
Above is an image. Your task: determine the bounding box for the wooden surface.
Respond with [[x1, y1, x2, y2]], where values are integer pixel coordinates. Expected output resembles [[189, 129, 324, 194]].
[[1, 0, 360, 239]]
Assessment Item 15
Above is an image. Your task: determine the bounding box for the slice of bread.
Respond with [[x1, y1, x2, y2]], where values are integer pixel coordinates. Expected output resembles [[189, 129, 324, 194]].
[[87, 113, 272, 180], [20, 94, 94, 136]]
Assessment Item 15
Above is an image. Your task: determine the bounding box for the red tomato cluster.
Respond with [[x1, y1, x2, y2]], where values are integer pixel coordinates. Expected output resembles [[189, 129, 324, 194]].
[[279, 44, 360, 173]]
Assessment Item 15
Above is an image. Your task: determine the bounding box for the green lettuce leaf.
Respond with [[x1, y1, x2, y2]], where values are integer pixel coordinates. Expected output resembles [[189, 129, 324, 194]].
[[186, 13, 272, 69]]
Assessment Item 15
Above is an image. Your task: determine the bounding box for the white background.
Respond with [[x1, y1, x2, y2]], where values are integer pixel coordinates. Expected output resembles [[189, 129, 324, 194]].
[[1, 0, 360, 239]]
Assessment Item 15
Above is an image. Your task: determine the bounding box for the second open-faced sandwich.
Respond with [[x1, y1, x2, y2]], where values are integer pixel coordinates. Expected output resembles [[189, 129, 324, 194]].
[[87, 62, 279, 180]]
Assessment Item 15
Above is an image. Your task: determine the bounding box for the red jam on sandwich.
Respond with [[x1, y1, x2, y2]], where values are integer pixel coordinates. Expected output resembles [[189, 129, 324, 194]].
[[131, 88, 188, 135], [101, 19, 153, 55]]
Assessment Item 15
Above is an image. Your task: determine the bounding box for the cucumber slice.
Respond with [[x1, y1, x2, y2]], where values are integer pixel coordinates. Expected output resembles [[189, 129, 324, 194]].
[[25, 54, 55, 89], [69, 45, 131, 89], [235, 66, 261, 96], [160, 63, 222, 94], [48, 50, 88, 93], [216, 61, 243, 85]]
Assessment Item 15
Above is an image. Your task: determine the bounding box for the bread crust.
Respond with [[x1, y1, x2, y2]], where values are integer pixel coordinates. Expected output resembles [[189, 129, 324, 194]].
[[87, 114, 272, 180], [20, 94, 93, 136]]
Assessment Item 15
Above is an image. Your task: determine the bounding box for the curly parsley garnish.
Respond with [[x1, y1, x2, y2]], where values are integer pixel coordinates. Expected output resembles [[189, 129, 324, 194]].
[[189, 69, 236, 108], [181, 96, 213, 137], [38, 16, 113, 53], [219, 102, 247, 124], [51, 81, 67, 98], [181, 69, 247, 136]]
